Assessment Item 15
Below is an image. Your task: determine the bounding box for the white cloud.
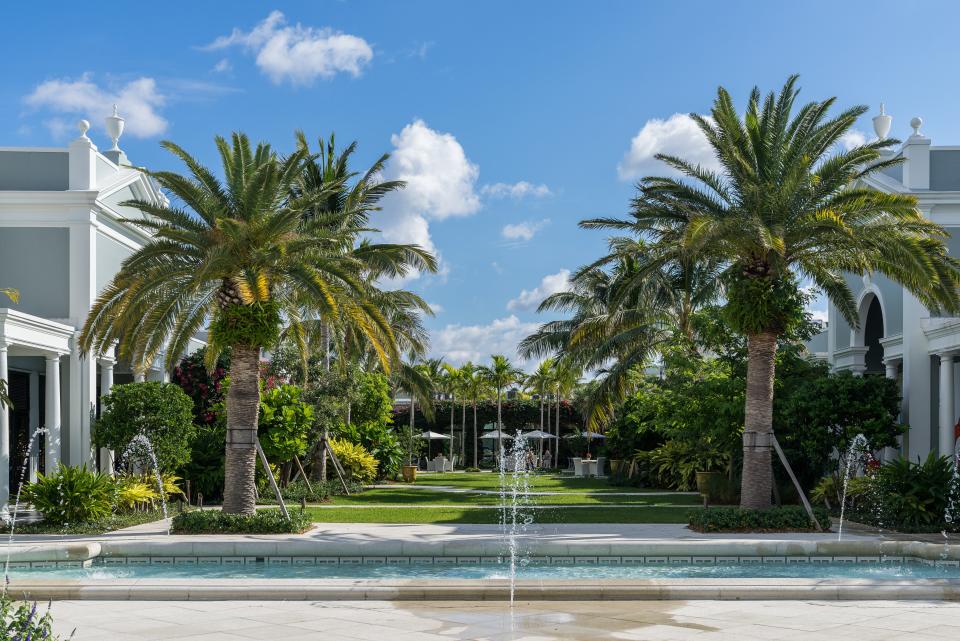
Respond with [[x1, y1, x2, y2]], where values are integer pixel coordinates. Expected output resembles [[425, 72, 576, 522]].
[[839, 129, 868, 151], [501, 218, 550, 242], [431, 315, 541, 367], [617, 113, 719, 181], [212, 58, 233, 73], [376, 120, 482, 282], [205, 11, 372, 85], [24, 74, 167, 138], [507, 269, 571, 311], [482, 181, 552, 199]]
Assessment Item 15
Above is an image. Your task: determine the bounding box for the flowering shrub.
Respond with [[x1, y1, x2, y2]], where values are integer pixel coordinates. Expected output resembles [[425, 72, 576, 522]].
[[1, 595, 68, 640]]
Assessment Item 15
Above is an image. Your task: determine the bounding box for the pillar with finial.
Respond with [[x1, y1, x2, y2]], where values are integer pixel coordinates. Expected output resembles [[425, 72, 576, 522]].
[[68, 119, 97, 190], [103, 105, 127, 166], [902, 113, 930, 190]]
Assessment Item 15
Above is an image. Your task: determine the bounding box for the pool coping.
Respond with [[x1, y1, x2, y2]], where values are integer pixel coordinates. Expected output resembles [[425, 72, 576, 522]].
[[7, 577, 960, 602], [4, 538, 960, 601]]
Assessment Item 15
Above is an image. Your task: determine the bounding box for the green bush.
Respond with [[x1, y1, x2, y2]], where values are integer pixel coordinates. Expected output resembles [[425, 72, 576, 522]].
[[170, 509, 310, 534], [21, 465, 114, 525], [688, 506, 831, 532], [258, 384, 313, 462], [1, 594, 66, 640], [256, 478, 362, 504], [844, 454, 960, 532], [329, 437, 378, 484], [94, 382, 196, 470]]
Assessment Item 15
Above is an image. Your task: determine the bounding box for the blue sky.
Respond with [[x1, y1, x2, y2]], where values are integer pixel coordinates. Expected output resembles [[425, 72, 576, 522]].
[[5, 0, 960, 367]]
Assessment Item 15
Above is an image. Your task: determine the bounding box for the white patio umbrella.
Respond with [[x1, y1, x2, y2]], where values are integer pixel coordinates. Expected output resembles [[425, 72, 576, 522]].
[[518, 430, 557, 465], [420, 431, 451, 459], [564, 430, 605, 439], [480, 430, 514, 440]]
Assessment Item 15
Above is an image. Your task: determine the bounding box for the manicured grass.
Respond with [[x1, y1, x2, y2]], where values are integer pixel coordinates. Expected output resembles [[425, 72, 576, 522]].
[[0, 510, 168, 535], [402, 472, 661, 493], [305, 505, 693, 524], [330, 488, 702, 507]]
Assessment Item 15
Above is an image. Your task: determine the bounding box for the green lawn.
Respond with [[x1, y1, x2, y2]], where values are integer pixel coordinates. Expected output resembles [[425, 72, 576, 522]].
[[330, 488, 701, 507], [403, 472, 663, 493], [299, 472, 701, 524], [305, 505, 694, 524]]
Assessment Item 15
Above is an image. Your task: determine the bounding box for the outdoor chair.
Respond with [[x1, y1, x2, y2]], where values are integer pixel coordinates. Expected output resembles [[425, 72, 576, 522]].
[[572, 458, 584, 477], [595, 456, 606, 477]]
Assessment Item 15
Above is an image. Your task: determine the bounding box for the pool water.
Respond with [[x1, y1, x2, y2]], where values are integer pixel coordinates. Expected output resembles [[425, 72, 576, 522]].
[[8, 561, 960, 581]]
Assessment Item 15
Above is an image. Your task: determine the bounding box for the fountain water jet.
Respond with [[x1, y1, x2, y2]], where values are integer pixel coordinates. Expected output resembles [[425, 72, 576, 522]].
[[837, 433, 869, 541], [121, 433, 169, 533], [3, 427, 50, 589], [498, 433, 534, 607]]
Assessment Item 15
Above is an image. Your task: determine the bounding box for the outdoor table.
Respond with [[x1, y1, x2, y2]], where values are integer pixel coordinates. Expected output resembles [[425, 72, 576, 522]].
[[581, 460, 597, 477]]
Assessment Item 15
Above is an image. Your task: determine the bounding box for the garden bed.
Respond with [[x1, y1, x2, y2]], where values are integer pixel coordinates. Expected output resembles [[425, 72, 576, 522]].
[[170, 508, 312, 534], [0, 510, 169, 535], [687, 506, 832, 533]]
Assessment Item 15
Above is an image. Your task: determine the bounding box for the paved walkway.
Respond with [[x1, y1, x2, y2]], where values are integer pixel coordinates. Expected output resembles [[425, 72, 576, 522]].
[[7, 522, 879, 545], [365, 485, 698, 497], [49, 599, 960, 640]]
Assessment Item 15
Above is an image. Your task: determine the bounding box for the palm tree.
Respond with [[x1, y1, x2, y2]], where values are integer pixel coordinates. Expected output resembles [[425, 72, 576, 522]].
[[583, 76, 960, 508], [441, 364, 460, 461], [527, 358, 555, 435], [479, 355, 524, 455], [80, 133, 434, 514], [459, 362, 483, 467], [553, 359, 581, 458], [393, 357, 437, 466]]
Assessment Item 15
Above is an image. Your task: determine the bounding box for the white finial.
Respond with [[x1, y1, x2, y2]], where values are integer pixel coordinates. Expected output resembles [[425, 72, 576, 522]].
[[112, 104, 119, 117], [910, 116, 923, 136], [105, 105, 125, 152], [77, 119, 90, 140], [873, 103, 892, 140]]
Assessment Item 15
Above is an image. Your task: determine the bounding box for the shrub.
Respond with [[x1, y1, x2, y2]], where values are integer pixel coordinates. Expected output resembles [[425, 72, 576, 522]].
[[842, 454, 960, 532], [21, 466, 114, 525], [170, 509, 310, 534], [114, 473, 186, 512], [329, 437, 378, 484], [1, 595, 66, 640], [688, 506, 831, 532], [258, 384, 313, 462], [256, 478, 363, 504], [94, 382, 196, 470]]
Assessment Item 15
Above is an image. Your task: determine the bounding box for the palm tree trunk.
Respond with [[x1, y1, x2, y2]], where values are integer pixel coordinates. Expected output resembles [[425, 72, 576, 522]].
[[496, 389, 503, 459], [222, 345, 260, 515], [472, 400, 478, 468], [539, 393, 544, 432], [449, 395, 455, 461], [740, 331, 779, 510], [555, 389, 560, 460], [408, 397, 416, 466], [461, 400, 466, 462]]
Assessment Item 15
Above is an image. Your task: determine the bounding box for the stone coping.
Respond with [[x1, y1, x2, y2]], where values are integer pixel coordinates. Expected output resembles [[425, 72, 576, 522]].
[[7, 577, 960, 602], [4, 539, 959, 563]]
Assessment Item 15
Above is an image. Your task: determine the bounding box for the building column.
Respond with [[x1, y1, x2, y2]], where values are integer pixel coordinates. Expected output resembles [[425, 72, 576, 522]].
[[28, 371, 39, 483], [884, 359, 901, 462], [98, 357, 115, 474], [0, 341, 10, 518], [44, 354, 62, 473], [939, 353, 956, 461]]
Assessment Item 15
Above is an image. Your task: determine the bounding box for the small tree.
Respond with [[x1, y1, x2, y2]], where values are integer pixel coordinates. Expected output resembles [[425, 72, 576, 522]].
[[94, 382, 196, 471]]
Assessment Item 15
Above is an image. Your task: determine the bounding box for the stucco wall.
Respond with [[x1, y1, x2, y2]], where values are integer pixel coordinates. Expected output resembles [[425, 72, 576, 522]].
[[95, 232, 134, 296], [0, 227, 69, 318], [931, 150, 960, 191], [99, 186, 146, 221], [0, 151, 68, 191]]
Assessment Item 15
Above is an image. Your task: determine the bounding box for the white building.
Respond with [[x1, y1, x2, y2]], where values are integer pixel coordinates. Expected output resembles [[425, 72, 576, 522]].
[[808, 106, 960, 462], [0, 110, 201, 515]]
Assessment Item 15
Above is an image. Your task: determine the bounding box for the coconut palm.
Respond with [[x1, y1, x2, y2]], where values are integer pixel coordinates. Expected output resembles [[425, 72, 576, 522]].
[[441, 364, 461, 461], [393, 357, 437, 466], [479, 355, 525, 454], [582, 76, 960, 508], [79, 133, 434, 514]]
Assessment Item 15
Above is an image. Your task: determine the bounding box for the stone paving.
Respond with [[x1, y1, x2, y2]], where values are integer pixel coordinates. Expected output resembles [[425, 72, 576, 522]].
[[48, 599, 960, 640]]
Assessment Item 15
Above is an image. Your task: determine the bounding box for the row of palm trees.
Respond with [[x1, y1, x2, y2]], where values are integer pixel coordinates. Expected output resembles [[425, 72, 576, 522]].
[[521, 75, 960, 509], [399, 355, 581, 467]]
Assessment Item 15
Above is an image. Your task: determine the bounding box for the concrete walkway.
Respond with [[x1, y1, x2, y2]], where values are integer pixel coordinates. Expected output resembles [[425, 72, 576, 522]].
[[365, 484, 698, 497], [49, 599, 960, 640]]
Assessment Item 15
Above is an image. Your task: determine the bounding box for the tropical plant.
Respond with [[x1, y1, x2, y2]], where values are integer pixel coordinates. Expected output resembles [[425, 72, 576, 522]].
[[22, 466, 114, 524], [80, 133, 435, 514], [94, 382, 196, 471], [258, 383, 314, 464], [479, 355, 525, 454], [578, 76, 960, 508], [328, 437, 378, 483], [394, 358, 436, 465]]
